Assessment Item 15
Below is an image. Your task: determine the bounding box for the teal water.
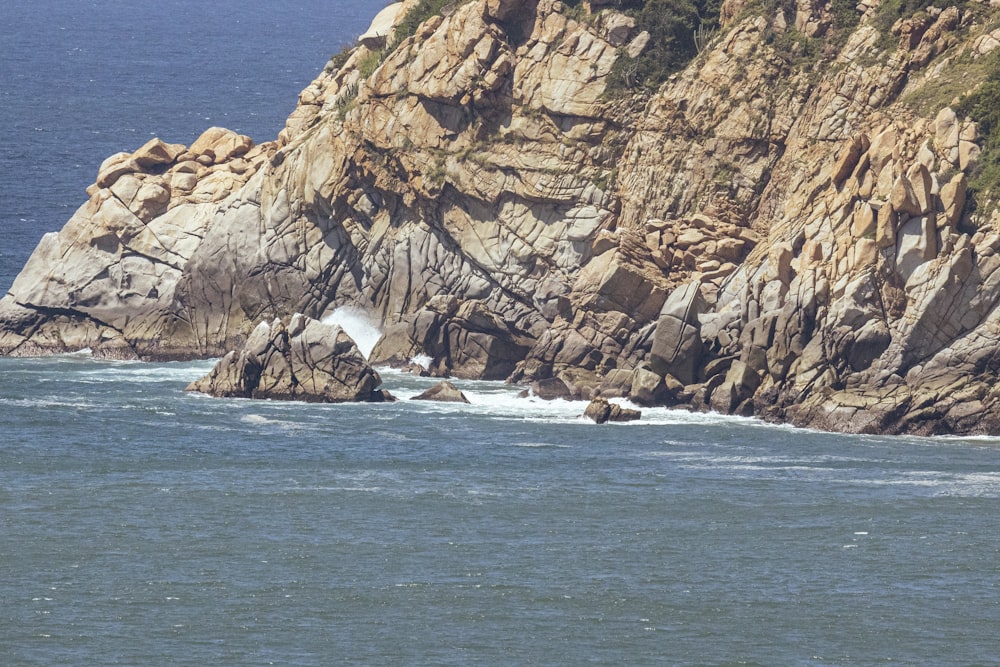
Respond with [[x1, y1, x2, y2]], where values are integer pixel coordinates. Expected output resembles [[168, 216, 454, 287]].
[[1, 355, 999, 665]]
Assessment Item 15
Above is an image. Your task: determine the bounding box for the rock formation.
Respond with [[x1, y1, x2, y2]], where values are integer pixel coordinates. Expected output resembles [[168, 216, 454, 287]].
[[186, 314, 391, 402], [4, 0, 1000, 434], [584, 397, 641, 424], [411, 380, 472, 403]]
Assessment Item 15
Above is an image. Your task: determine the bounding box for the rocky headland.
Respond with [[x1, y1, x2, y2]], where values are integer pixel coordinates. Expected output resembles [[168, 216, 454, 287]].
[[3, 0, 1000, 434]]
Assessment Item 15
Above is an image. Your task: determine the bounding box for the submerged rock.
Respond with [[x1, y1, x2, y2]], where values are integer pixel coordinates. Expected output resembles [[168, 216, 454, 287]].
[[186, 314, 391, 403]]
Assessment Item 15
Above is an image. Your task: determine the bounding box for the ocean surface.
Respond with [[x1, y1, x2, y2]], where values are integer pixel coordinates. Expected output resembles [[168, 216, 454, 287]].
[[2, 2, 1000, 665]]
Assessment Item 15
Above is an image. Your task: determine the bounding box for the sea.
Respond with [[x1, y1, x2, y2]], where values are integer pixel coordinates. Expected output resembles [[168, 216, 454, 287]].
[[1, 2, 1000, 665]]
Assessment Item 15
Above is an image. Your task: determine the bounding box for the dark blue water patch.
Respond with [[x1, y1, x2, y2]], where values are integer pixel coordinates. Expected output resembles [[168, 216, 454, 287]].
[[0, 0, 385, 293]]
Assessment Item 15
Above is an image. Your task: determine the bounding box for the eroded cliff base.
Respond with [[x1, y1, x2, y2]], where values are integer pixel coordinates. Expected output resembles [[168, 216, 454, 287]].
[[4, 0, 1000, 434]]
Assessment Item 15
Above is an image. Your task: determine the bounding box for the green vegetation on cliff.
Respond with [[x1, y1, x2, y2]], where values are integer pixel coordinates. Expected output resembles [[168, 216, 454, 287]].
[[393, 0, 454, 45], [606, 0, 723, 92], [956, 51, 1000, 204]]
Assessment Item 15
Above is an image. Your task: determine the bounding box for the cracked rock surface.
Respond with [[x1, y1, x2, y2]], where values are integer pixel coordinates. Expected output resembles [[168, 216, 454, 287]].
[[186, 314, 390, 403], [4, 0, 1000, 433]]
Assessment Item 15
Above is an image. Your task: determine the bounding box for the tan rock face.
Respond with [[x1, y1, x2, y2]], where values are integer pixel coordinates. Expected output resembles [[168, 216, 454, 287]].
[[4, 0, 1000, 434], [186, 314, 390, 402], [358, 2, 404, 48]]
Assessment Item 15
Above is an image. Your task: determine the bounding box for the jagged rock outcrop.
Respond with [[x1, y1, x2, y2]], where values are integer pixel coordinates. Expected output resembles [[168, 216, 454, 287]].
[[186, 314, 391, 402], [4, 0, 1000, 434]]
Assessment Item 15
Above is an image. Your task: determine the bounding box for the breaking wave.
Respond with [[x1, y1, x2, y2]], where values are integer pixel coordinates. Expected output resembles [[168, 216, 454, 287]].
[[321, 307, 383, 360]]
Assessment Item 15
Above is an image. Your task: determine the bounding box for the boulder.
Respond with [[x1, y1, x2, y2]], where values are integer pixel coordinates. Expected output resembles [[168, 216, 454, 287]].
[[188, 127, 253, 164], [597, 368, 634, 398], [531, 376, 574, 400], [876, 204, 898, 248], [370, 299, 531, 380], [629, 366, 668, 405], [132, 138, 186, 169], [411, 380, 471, 403], [597, 366, 669, 405], [890, 174, 923, 217], [852, 203, 876, 239], [583, 397, 641, 424], [649, 282, 706, 384], [186, 314, 390, 402], [905, 163, 934, 215], [96, 152, 138, 188], [485, 0, 523, 20], [939, 173, 967, 230], [602, 13, 637, 47], [447, 300, 532, 379], [831, 134, 869, 186], [626, 31, 651, 59], [572, 250, 668, 324]]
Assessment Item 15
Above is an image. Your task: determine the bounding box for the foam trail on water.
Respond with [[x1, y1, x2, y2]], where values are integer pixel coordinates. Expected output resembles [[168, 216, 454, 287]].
[[321, 307, 383, 360]]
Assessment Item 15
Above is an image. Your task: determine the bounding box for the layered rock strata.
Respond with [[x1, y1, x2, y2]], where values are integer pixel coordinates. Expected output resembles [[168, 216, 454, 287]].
[[3, 0, 1000, 434]]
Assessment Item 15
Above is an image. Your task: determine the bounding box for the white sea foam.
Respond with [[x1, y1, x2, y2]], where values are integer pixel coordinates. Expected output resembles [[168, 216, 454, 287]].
[[635, 451, 1000, 496], [60, 359, 215, 384], [241, 414, 273, 425], [288, 485, 383, 493], [1, 397, 97, 410], [411, 353, 432, 370], [321, 307, 383, 360], [374, 373, 786, 426]]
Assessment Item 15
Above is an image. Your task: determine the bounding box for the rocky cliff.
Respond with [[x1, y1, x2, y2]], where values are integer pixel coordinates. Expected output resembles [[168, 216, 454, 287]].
[[3, 0, 1000, 434]]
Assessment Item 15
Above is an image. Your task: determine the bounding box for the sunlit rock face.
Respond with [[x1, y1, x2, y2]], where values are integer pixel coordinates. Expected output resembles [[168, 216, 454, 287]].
[[4, 0, 1000, 433]]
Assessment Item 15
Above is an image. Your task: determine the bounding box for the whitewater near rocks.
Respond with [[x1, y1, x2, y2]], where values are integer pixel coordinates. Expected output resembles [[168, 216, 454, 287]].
[[3, 0, 1000, 435]]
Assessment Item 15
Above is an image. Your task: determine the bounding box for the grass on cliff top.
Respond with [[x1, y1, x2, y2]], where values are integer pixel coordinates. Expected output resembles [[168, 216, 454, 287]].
[[604, 0, 723, 93], [393, 0, 454, 45], [325, 0, 455, 78], [871, 0, 994, 52], [901, 49, 998, 117], [601, 0, 863, 95], [955, 50, 1000, 207]]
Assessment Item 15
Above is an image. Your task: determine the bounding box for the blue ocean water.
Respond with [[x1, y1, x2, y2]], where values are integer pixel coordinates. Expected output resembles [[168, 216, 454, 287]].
[[2, 2, 1000, 665], [2, 355, 1000, 665]]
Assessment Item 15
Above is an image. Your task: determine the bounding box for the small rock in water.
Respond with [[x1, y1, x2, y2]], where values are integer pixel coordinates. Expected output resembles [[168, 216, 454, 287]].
[[584, 397, 641, 424], [410, 380, 471, 404]]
